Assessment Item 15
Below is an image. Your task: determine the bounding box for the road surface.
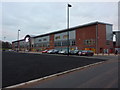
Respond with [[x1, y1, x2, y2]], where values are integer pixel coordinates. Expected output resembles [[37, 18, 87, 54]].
[[19, 57, 119, 88], [2, 51, 106, 88]]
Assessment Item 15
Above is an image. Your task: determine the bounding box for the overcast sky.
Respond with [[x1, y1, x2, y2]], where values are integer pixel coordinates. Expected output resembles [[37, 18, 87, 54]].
[[1, 2, 118, 42]]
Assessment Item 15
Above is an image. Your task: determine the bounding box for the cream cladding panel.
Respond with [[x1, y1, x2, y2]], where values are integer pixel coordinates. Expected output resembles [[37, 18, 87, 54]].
[[34, 36, 49, 44], [54, 30, 76, 41]]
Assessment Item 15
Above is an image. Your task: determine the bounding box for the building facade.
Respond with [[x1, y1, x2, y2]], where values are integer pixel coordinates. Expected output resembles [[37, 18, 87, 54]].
[[12, 21, 113, 53]]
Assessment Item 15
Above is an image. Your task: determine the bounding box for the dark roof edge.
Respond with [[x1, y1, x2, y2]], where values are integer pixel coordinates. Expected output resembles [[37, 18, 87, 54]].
[[12, 39, 24, 43], [12, 35, 35, 43]]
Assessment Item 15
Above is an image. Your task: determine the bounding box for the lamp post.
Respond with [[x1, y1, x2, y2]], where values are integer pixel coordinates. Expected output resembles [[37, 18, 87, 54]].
[[4, 37, 6, 42], [67, 4, 72, 56], [17, 29, 20, 52], [96, 22, 98, 55]]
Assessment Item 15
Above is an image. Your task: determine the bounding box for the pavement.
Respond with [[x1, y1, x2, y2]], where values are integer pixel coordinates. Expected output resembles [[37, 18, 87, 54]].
[[2, 51, 107, 88]]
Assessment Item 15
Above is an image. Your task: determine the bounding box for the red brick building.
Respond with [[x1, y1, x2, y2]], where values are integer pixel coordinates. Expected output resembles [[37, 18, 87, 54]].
[[12, 21, 113, 53]]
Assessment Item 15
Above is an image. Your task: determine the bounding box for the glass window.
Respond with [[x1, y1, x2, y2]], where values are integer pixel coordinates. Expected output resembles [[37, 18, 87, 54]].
[[55, 36, 60, 40], [63, 35, 68, 39], [43, 38, 47, 41], [62, 41, 68, 46], [39, 39, 42, 42], [72, 40, 75, 46]]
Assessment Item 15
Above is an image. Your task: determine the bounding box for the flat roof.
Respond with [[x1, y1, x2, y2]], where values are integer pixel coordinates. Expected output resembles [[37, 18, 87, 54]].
[[12, 21, 112, 43], [34, 21, 112, 38]]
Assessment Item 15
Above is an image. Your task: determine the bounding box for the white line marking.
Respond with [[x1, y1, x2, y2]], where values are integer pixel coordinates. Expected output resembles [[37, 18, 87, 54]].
[[3, 61, 105, 89]]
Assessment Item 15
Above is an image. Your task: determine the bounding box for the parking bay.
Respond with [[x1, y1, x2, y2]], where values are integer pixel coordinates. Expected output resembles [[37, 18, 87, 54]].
[[2, 52, 106, 88]]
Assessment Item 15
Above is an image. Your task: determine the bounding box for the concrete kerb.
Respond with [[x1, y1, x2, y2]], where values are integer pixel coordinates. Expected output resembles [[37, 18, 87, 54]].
[[3, 60, 105, 89]]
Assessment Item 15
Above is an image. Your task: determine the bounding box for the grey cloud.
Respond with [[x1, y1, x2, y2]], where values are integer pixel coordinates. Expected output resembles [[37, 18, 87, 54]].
[[2, 2, 118, 42]]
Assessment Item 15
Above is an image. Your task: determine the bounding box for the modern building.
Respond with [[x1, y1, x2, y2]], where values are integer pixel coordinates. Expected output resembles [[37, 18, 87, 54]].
[[12, 21, 113, 53]]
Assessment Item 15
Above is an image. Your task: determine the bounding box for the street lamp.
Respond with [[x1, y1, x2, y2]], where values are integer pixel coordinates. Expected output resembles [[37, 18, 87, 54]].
[[4, 36, 6, 42], [17, 29, 20, 52], [67, 4, 72, 56]]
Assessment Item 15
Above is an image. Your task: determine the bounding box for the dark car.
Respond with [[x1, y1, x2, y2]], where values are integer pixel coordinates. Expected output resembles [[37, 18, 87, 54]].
[[69, 50, 79, 55], [78, 50, 94, 56]]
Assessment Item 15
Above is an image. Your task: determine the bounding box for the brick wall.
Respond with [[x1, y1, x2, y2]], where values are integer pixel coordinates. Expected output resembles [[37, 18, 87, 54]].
[[49, 34, 54, 49], [98, 24, 113, 53], [76, 25, 96, 50]]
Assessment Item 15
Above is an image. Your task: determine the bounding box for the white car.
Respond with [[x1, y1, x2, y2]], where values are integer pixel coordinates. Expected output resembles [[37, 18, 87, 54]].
[[47, 49, 59, 54], [58, 50, 66, 54], [47, 49, 54, 54]]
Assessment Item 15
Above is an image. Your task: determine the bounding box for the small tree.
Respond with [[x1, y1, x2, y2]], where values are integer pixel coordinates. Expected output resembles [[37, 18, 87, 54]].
[[2, 41, 12, 49]]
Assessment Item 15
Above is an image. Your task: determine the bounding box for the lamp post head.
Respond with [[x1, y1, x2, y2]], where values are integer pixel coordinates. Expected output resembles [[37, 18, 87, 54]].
[[68, 4, 72, 7]]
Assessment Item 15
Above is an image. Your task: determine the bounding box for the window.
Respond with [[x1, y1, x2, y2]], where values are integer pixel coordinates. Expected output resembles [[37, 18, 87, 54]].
[[84, 39, 95, 45], [84, 40, 87, 45], [106, 40, 110, 45], [55, 36, 60, 40], [47, 44, 50, 47], [39, 39, 42, 42], [39, 43, 42, 47], [63, 35, 68, 39], [62, 41, 68, 46], [54, 41, 61, 47], [43, 38, 47, 41], [35, 44, 39, 47], [72, 40, 76, 46]]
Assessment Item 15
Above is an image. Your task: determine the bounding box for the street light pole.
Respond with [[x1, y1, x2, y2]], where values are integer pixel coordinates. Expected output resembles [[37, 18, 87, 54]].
[[4, 37, 6, 42], [67, 4, 72, 56], [17, 29, 20, 52], [96, 22, 98, 55]]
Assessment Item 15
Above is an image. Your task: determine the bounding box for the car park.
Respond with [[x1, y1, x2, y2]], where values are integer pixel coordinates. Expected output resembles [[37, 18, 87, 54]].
[[78, 50, 94, 56]]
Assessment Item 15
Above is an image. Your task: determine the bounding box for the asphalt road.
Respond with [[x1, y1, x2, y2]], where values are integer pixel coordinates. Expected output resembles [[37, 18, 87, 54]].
[[21, 58, 119, 88], [2, 51, 106, 88]]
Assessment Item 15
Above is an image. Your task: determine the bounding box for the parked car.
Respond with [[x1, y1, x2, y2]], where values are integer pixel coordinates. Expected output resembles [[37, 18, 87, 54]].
[[69, 50, 79, 55], [58, 50, 66, 54], [78, 50, 94, 56], [63, 50, 71, 55], [47, 49, 59, 54], [53, 49, 59, 54], [42, 50, 48, 53]]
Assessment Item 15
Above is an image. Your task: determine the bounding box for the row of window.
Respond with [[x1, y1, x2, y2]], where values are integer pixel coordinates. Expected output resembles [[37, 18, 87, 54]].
[[54, 40, 76, 47], [37, 35, 68, 42], [55, 35, 68, 40], [15, 39, 97, 48], [84, 39, 96, 45], [34, 43, 49, 47], [39, 38, 47, 42]]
